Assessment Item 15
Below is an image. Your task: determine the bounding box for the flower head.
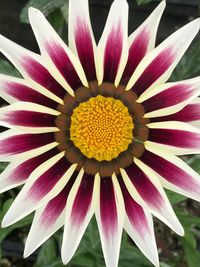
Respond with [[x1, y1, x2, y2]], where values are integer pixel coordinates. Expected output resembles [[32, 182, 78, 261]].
[[0, 0, 200, 266]]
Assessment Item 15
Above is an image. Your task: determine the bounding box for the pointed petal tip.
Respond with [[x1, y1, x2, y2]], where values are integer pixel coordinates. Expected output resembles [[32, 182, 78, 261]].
[[1, 217, 11, 228], [61, 254, 70, 266], [23, 249, 31, 259], [174, 222, 184, 237], [158, 0, 166, 9]]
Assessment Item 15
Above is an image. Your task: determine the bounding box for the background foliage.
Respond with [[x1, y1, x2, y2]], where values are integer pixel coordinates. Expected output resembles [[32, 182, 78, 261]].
[[0, 0, 200, 267]]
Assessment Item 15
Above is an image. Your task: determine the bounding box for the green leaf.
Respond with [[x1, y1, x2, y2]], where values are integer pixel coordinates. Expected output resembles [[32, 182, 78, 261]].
[[171, 43, 200, 81], [0, 198, 33, 243], [34, 238, 58, 267], [136, 0, 154, 5], [0, 163, 9, 173], [166, 190, 187, 204], [176, 210, 200, 228], [0, 59, 21, 77], [181, 232, 200, 267], [20, 0, 66, 24]]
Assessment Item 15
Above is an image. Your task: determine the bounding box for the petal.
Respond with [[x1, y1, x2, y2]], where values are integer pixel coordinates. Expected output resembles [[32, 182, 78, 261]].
[[2, 153, 77, 227], [29, 8, 88, 93], [0, 148, 58, 193], [62, 172, 99, 264], [121, 1, 166, 83], [95, 174, 125, 267], [142, 144, 200, 202], [127, 19, 200, 97], [118, 175, 159, 267], [0, 102, 59, 133], [97, 0, 128, 86], [147, 121, 200, 154], [0, 74, 58, 109], [151, 98, 200, 123], [138, 77, 200, 118], [121, 161, 184, 235], [24, 171, 77, 258], [0, 35, 66, 101], [0, 129, 57, 161], [68, 0, 97, 81]]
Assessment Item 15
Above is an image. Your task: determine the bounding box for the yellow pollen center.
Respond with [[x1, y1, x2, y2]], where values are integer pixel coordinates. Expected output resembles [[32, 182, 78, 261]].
[[70, 95, 134, 161]]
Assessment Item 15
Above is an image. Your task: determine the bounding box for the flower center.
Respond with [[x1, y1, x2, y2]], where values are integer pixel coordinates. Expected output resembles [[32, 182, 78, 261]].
[[70, 95, 134, 161]]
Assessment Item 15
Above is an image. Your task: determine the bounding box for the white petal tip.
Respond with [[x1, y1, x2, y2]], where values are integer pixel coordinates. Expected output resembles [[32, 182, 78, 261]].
[[28, 7, 43, 19], [23, 250, 31, 259], [176, 225, 185, 237], [1, 216, 10, 228]]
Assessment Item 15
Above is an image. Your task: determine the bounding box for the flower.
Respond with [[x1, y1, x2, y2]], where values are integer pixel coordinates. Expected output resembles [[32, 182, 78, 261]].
[[0, 0, 200, 266]]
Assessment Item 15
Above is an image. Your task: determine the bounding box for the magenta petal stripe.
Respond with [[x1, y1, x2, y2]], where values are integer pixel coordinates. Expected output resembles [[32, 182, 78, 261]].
[[39, 172, 77, 229], [0, 148, 58, 192], [73, 18, 96, 81], [45, 42, 83, 91], [118, 174, 159, 266], [142, 84, 198, 113], [121, 28, 150, 84], [28, 7, 88, 94], [125, 164, 163, 210], [22, 57, 67, 99], [0, 131, 55, 158], [148, 128, 200, 149], [151, 102, 200, 123], [1, 153, 77, 227], [0, 110, 56, 128], [23, 172, 77, 258], [68, 0, 97, 81], [100, 178, 118, 235], [127, 18, 200, 97], [96, 174, 124, 267], [130, 48, 175, 96], [28, 156, 71, 202], [2, 80, 58, 109], [61, 171, 98, 265], [122, 160, 184, 235], [97, 0, 128, 86], [141, 149, 200, 200], [103, 25, 124, 83], [118, 174, 149, 234], [121, 1, 165, 84], [70, 174, 95, 226]]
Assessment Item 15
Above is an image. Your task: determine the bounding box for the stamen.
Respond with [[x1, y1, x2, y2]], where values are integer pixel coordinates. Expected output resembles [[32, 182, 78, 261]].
[[70, 95, 134, 161]]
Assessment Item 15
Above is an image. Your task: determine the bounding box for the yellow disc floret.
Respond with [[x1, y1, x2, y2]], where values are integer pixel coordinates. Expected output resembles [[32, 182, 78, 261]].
[[70, 95, 134, 161]]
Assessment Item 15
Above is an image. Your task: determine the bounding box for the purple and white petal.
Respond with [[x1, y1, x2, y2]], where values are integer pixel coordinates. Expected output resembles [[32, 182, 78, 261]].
[[142, 144, 200, 202], [0, 35, 66, 102], [138, 77, 200, 118], [0, 129, 58, 161], [151, 98, 200, 124], [0, 148, 58, 193], [147, 121, 200, 154], [0, 102, 59, 133], [2, 153, 77, 227], [24, 172, 77, 258], [29, 8, 88, 94], [118, 175, 159, 267], [96, 174, 125, 267], [68, 0, 97, 81], [97, 0, 128, 86], [0, 74, 59, 109], [62, 171, 99, 264], [122, 1, 165, 83], [127, 19, 200, 97], [121, 160, 184, 235]]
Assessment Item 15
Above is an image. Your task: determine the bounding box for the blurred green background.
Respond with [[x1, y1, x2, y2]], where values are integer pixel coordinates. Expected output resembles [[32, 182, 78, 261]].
[[0, 0, 200, 267]]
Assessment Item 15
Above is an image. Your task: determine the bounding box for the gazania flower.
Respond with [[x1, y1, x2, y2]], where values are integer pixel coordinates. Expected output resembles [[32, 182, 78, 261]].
[[0, 0, 200, 266]]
